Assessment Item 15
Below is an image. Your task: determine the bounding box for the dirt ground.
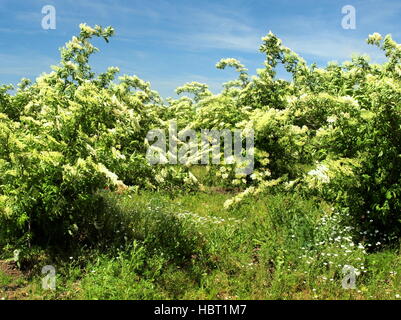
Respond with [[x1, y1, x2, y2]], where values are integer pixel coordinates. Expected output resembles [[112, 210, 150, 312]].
[[0, 260, 29, 300]]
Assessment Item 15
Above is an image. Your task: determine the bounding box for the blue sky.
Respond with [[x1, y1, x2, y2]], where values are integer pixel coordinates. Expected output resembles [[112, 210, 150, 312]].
[[0, 0, 401, 98]]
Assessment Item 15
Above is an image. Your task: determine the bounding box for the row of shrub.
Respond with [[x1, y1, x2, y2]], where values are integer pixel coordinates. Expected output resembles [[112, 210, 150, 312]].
[[1, 24, 400, 250]]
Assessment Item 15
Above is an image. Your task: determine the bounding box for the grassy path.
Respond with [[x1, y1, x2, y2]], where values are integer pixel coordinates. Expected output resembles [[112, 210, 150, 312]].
[[1, 190, 401, 300]]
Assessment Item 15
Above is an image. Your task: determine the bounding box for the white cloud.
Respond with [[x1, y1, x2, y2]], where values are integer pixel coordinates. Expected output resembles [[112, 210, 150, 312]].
[[169, 32, 262, 52], [283, 33, 385, 63]]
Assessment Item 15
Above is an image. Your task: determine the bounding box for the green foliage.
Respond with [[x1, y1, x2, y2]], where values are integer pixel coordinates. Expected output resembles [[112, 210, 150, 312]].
[[1, 23, 401, 276], [0, 24, 194, 249], [205, 31, 401, 242], [4, 191, 400, 300]]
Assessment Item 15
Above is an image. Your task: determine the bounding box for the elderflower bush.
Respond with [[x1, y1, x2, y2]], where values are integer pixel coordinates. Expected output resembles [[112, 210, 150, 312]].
[[0, 24, 184, 247], [218, 31, 401, 242], [193, 94, 249, 130], [212, 165, 248, 188], [2, 24, 401, 249]]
